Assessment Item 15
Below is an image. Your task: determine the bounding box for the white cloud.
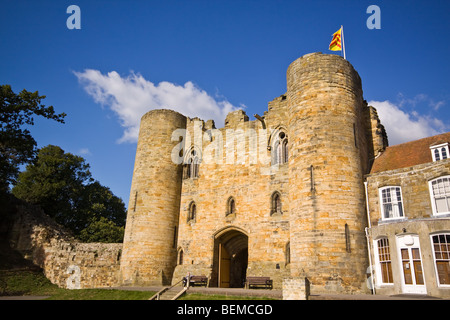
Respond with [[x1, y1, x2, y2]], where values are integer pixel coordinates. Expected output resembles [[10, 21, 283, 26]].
[[368, 100, 447, 145], [74, 70, 240, 143], [79, 148, 91, 156]]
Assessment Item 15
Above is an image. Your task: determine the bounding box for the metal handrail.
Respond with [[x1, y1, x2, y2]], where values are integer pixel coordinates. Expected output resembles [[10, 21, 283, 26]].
[[149, 277, 185, 300]]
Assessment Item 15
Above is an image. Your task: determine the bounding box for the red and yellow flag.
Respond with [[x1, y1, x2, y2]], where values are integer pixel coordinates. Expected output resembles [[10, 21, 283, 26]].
[[329, 27, 342, 51]]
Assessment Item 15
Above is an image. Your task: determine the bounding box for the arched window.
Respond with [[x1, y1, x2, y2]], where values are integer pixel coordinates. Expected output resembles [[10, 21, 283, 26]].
[[430, 143, 449, 162], [429, 176, 450, 215], [188, 201, 196, 222], [374, 237, 393, 284], [226, 197, 236, 216], [271, 191, 282, 215], [272, 131, 288, 165], [178, 249, 184, 265], [183, 149, 200, 179], [435, 149, 441, 161], [431, 233, 450, 285], [442, 147, 448, 159]]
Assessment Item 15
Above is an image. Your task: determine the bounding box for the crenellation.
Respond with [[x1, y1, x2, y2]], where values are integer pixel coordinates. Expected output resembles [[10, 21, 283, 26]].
[[7, 51, 432, 298]]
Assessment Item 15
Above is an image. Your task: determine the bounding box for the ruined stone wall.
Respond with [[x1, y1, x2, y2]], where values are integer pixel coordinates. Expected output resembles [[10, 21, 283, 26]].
[[8, 203, 122, 289]]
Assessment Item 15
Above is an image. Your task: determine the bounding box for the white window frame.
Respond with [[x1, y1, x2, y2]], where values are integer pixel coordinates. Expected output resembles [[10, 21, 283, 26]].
[[378, 186, 405, 220], [373, 237, 394, 286], [430, 143, 449, 162], [430, 233, 450, 287], [428, 176, 450, 216]]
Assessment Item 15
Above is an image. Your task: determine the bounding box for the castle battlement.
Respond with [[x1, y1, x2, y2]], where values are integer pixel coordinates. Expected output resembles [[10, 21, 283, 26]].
[[120, 52, 388, 294]]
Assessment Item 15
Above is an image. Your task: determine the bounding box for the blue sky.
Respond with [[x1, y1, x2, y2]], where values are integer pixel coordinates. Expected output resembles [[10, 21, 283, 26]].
[[1, 0, 449, 207]]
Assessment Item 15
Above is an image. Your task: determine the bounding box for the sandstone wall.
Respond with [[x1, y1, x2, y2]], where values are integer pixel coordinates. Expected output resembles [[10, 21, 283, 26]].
[[8, 202, 122, 289], [172, 104, 292, 289], [120, 109, 187, 286], [286, 53, 370, 294]]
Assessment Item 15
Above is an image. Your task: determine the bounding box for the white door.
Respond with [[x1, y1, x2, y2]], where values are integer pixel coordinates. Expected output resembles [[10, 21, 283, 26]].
[[396, 234, 426, 294]]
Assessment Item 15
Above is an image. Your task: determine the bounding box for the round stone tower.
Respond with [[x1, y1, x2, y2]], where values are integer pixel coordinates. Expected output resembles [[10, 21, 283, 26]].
[[287, 53, 369, 294], [120, 109, 187, 286]]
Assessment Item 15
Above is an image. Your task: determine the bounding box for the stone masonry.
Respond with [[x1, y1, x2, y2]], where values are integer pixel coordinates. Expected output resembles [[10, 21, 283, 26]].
[[120, 53, 388, 296], [7, 201, 122, 289]]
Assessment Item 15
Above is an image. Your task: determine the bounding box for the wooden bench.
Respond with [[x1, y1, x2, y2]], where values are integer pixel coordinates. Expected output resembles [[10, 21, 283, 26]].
[[245, 277, 273, 289], [189, 275, 208, 287]]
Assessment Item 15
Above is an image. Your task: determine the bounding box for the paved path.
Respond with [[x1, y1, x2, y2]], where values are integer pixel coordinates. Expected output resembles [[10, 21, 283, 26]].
[[112, 286, 445, 300], [0, 295, 50, 300], [1, 287, 445, 300]]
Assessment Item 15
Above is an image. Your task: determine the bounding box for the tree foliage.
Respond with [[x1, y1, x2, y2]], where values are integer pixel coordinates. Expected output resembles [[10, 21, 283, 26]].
[[0, 85, 66, 192], [78, 217, 124, 243], [12, 145, 126, 242]]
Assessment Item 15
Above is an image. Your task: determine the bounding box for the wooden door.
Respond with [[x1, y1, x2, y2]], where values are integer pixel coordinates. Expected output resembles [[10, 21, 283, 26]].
[[219, 243, 230, 288]]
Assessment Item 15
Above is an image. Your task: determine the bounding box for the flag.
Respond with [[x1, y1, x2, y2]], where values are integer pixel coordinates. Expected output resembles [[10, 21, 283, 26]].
[[329, 27, 342, 51]]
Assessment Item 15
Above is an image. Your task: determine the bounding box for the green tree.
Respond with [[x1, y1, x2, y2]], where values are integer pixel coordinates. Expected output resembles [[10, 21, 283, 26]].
[[12, 145, 92, 230], [78, 217, 124, 243], [0, 85, 66, 193], [12, 145, 126, 242]]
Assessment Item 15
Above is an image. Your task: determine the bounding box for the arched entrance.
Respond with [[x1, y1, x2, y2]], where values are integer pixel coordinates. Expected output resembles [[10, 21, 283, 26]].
[[213, 227, 248, 288]]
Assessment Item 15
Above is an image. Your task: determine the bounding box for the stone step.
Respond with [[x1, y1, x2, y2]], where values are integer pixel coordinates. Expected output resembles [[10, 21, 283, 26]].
[[158, 286, 186, 300]]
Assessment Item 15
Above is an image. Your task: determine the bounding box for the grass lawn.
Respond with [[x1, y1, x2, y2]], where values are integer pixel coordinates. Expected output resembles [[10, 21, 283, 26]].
[[0, 270, 278, 300], [179, 293, 277, 300], [0, 270, 155, 300]]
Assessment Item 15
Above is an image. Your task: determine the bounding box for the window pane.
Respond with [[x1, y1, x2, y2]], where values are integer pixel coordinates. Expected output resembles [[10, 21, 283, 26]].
[[377, 238, 393, 283], [442, 147, 447, 159], [414, 261, 424, 285], [412, 248, 420, 260], [401, 248, 409, 260], [435, 149, 440, 161], [383, 203, 393, 218], [381, 187, 403, 219], [435, 197, 448, 213], [436, 261, 450, 284], [432, 233, 450, 285], [403, 261, 413, 284]]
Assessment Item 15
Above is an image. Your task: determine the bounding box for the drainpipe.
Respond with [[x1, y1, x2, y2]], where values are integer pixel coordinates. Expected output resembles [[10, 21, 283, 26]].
[[364, 181, 371, 229], [364, 181, 376, 294]]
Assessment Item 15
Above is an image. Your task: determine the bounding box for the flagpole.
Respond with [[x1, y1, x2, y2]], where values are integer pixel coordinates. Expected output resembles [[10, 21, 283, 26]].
[[341, 25, 346, 60]]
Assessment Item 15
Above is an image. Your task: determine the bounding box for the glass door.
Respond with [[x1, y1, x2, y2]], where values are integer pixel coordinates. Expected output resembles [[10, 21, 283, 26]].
[[397, 235, 427, 294]]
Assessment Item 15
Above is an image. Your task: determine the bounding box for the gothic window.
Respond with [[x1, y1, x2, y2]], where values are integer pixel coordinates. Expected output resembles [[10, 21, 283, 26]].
[[188, 201, 196, 222], [271, 191, 282, 215], [226, 197, 236, 216], [272, 131, 288, 165], [183, 149, 200, 179]]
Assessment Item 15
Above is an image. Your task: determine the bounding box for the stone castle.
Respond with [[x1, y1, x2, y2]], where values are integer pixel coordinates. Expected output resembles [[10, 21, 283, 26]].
[[120, 52, 389, 295], [8, 52, 449, 299]]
